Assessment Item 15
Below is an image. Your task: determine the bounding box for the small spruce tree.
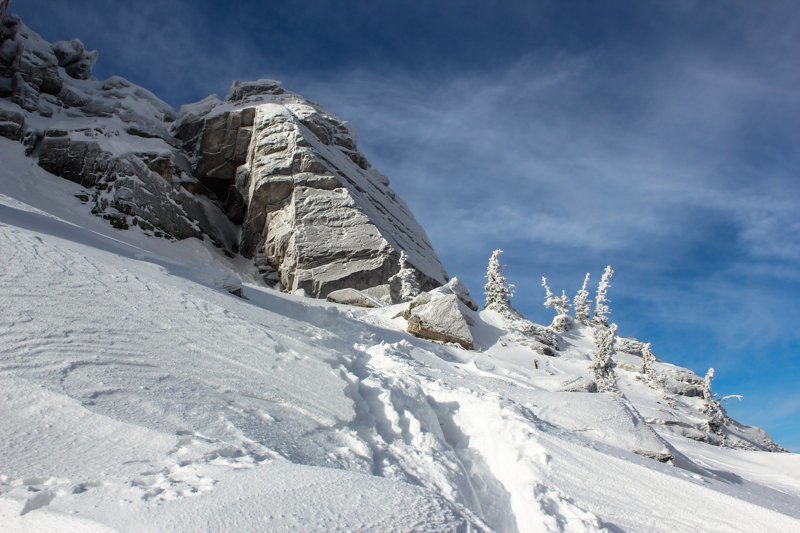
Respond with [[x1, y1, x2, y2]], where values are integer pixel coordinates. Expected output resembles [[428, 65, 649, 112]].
[[640, 342, 664, 387], [573, 273, 592, 324], [484, 249, 515, 311], [591, 323, 618, 392], [702, 367, 726, 441], [542, 276, 571, 332], [593, 265, 614, 326]]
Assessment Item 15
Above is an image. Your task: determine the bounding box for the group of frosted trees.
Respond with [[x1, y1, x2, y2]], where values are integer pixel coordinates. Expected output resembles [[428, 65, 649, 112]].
[[482, 249, 726, 439], [484, 250, 619, 391]]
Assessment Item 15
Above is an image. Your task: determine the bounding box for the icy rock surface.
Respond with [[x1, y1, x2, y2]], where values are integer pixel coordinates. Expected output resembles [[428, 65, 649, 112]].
[[174, 80, 448, 297]]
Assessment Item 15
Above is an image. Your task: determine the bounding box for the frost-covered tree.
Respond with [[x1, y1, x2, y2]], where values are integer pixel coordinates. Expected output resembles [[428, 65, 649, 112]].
[[542, 276, 571, 332], [573, 273, 592, 324], [702, 367, 726, 441], [389, 251, 420, 303], [640, 342, 664, 387], [702, 368, 715, 411], [484, 249, 515, 311], [591, 323, 618, 392], [593, 265, 614, 326]]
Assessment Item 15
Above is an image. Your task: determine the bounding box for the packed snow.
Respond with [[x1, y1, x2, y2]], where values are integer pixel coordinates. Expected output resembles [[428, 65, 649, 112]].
[[1, 136, 799, 531]]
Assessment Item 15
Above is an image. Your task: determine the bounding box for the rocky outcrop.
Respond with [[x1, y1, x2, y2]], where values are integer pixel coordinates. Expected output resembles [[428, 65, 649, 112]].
[[52, 39, 97, 81], [1, 11, 447, 300], [174, 80, 448, 297], [0, 16, 240, 250]]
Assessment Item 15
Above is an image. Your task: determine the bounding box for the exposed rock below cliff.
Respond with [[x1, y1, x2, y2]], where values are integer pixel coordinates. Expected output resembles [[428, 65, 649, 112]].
[[175, 80, 448, 297]]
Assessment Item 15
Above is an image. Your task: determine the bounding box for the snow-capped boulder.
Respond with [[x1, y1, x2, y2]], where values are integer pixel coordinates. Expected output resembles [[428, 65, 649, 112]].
[[174, 80, 448, 297], [52, 38, 97, 80], [405, 291, 474, 349], [0, 17, 62, 102], [0, 103, 22, 139], [438, 276, 479, 311]]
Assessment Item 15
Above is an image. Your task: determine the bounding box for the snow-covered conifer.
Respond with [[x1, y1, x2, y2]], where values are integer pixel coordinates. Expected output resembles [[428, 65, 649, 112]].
[[702, 367, 726, 441], [573, 273, 592, 324], [593, 265, 614, 326], [702, 368, 715, 411], [542, 276, 571, 331], [641, 342, 655, 377], [389, 251, 420, 302], [591, 323, 618, 392], [484, 249, 514, 311], [641, 342, 664, 387]]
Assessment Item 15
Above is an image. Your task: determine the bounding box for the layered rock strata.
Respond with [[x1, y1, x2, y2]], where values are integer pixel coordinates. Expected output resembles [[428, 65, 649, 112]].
[[174, 80, 448, 297]]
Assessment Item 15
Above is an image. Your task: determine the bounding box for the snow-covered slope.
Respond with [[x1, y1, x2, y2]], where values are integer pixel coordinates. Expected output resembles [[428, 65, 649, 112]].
[[2, 137, 799, 532]]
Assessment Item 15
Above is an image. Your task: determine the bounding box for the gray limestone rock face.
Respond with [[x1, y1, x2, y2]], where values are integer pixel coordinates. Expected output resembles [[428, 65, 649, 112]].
[[0, 0, 10, 23], [175, 81, 449, 298], [0, 20, 61, 100], [0, 18, 240, 250]]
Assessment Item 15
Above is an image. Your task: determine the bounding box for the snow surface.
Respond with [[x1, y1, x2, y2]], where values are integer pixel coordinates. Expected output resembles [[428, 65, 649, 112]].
[[2, 136, 799, 532]]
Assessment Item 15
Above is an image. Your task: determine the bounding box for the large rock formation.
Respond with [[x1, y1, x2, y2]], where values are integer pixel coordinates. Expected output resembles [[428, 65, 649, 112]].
[[0, 8, 447, 298], [174, 80, 447, 297]]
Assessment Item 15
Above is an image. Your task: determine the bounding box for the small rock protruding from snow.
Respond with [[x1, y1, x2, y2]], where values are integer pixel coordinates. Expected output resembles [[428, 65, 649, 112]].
[[405, 290, 474, 350], [326, 288, 383, 308]]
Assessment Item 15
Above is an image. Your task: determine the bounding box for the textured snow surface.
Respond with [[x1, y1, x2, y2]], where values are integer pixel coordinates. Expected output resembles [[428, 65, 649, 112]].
[[2, 140, 799, 532]]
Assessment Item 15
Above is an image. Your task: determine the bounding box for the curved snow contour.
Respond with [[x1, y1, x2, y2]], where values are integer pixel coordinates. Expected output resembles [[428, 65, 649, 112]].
[[174, 80, 448, 297]]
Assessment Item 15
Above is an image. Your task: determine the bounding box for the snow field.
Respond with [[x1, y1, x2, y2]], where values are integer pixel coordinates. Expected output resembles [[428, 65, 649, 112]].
[[1, 142, 799, 531]]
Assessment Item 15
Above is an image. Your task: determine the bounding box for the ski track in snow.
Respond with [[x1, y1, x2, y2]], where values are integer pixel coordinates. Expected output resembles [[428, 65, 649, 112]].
[[1, 178, 800, 531]]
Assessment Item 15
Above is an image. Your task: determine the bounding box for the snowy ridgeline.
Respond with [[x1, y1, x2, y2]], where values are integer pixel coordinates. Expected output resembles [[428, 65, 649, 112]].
[[2, 139, 800, 532]]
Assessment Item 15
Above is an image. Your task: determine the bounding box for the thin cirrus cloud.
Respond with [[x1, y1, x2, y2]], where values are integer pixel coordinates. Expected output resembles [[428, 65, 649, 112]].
[[295, 52, 798, 271]]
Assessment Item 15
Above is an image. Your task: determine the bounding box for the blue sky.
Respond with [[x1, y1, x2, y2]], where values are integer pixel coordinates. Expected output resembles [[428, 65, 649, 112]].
[[13, 0, 800, 450]]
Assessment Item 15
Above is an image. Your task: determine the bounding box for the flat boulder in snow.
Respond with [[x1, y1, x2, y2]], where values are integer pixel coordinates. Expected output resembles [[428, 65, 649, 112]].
[[326, 288, 383, 308]]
